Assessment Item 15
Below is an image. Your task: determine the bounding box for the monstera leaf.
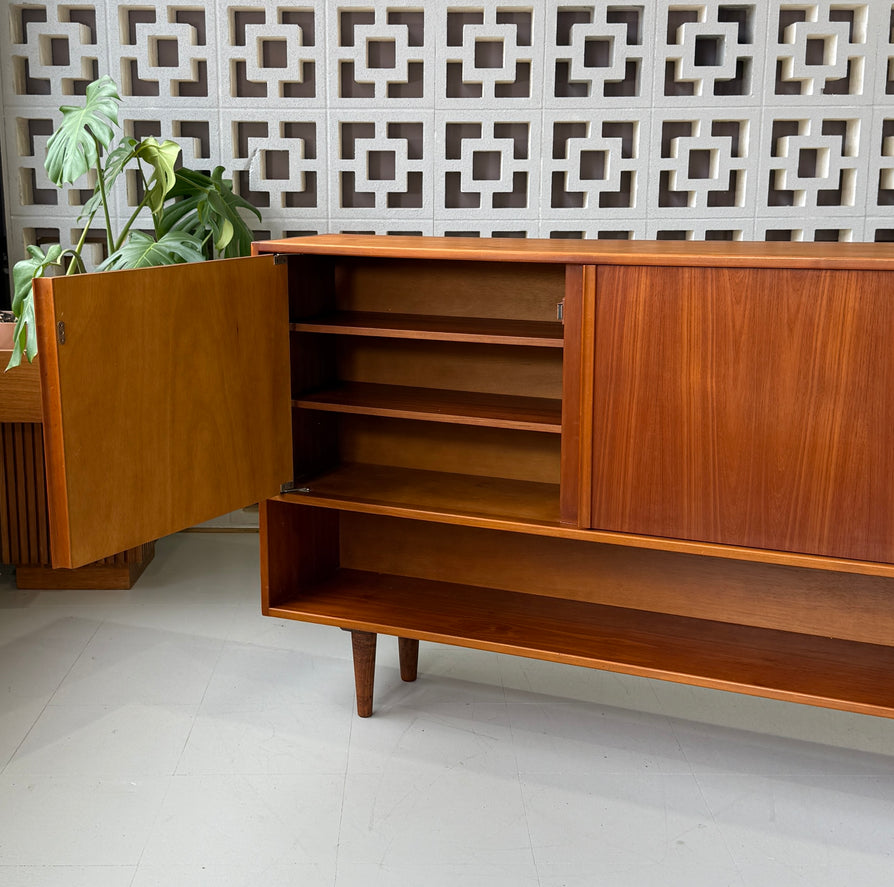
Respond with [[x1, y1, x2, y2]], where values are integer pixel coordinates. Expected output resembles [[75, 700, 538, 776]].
[[44, 76, 120, 186], [99, 230, 205, 271], [160, 167, 260, 258], [7, 244, 65, 368], [134, 138, 181, 217], [8, 76, 262, 368]]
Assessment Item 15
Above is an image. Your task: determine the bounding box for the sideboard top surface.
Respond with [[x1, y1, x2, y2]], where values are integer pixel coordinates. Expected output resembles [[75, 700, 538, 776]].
[[255, 234, 894, 270]]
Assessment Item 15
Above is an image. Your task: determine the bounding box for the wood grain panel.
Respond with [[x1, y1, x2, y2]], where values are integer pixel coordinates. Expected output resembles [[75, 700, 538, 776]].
[[592, 266, 894, 564], [335, 337, 563, 399], [332, 258, 565, 321], [34, 256, 292, 568], [338, 415, 562, 484], [0, 325, 42, 422]]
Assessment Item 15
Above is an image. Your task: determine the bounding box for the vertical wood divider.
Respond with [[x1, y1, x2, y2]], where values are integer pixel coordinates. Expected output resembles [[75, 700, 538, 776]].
[[560, 264, 597, 526], [260, 499, 340, 611]]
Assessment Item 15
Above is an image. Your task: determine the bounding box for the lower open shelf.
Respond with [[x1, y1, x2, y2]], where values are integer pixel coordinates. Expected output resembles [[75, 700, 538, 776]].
[[267, 569, 894, 718]]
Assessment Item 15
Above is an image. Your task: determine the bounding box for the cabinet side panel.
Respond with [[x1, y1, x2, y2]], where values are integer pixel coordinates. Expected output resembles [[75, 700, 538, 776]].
[[591, 266, 894, 564], [261, 500, 339, 610]]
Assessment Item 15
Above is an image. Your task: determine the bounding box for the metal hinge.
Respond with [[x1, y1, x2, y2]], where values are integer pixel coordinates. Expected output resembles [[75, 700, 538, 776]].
[[556, 300, 564, 323], [274, 254, 288, 265], [57, 321, 66, 344], [280, 481, 311, 494]]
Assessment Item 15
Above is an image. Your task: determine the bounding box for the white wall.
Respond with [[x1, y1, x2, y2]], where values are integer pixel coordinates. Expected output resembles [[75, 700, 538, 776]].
[[1, 0, 892, 263]]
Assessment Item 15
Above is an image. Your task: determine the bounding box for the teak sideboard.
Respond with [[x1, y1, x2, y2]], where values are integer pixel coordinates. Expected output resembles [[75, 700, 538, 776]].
[[21, 234, 894, 718]]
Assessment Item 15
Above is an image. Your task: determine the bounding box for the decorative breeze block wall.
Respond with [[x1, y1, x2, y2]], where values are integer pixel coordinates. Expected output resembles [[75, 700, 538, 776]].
[[1, 0, 892, 264]]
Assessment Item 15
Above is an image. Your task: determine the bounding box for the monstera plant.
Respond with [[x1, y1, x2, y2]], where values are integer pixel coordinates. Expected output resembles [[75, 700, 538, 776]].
[[7, 75, 260, 368]]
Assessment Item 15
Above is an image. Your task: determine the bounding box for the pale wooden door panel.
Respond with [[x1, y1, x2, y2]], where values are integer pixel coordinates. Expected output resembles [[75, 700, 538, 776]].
[[591, 265, 894, 563], [34, 256, 292, 568]]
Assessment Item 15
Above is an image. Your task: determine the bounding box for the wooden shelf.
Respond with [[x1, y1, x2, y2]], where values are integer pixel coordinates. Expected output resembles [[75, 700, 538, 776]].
[[268, 570, 894, 719], [295, 382, 562, 432], [283, 463, 561, 524], [291, 312, 564, 347]]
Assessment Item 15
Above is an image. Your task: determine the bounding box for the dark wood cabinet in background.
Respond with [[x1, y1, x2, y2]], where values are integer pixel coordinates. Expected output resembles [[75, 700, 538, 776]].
[[21, 235, 894, 717]]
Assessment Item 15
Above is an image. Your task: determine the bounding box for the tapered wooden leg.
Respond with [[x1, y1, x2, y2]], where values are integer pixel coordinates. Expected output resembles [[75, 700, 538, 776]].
[[398, 637, 419, 682], [350, 630, 377, 718]]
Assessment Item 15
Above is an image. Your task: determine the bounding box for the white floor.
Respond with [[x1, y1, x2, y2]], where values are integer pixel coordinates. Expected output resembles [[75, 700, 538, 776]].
[[1, 533, 893, 887]]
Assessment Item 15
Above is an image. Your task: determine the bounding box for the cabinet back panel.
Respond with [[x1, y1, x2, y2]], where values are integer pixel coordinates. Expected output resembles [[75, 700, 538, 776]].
[[335, 259, 565, 321], [336, 338, 563, 399], [338, 415, 561, 483], [290, 332, 338, 395], [287, 255, 336, 321], [338, 513, 894, 646]]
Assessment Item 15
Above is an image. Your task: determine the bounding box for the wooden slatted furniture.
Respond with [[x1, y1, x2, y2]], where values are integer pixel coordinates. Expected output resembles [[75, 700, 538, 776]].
[[22, 236, 894, 717]]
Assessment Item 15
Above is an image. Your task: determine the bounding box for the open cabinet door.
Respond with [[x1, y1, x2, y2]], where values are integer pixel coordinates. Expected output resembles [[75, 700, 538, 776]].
[[33, 255, 292, 568]]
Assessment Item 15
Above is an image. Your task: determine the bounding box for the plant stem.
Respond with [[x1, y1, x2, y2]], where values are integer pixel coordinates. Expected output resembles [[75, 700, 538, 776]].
[[92, 134, 115, 255], [65, 227, 91, 274], [62, 249, 87, 275], [114, 160, 159, 251], [114, 193, 151, 252]]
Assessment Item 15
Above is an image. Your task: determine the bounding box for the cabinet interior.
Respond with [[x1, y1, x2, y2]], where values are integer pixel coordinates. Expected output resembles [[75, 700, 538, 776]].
[[286, 254, 567, 517]]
